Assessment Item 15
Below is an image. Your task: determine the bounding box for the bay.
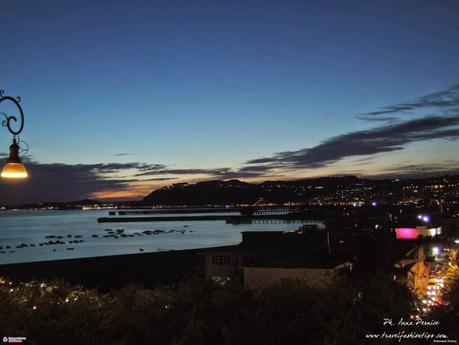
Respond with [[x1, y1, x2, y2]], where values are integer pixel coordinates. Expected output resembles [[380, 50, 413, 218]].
[[0, 209, 315, 264]]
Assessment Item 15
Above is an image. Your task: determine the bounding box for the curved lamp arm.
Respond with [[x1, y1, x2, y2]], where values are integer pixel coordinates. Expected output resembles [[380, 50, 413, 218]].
[[0, 89, 25, 137]]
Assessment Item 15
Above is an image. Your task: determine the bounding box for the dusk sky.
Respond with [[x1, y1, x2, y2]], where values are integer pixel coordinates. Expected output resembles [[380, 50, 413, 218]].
[[1, 0, 459, 204]]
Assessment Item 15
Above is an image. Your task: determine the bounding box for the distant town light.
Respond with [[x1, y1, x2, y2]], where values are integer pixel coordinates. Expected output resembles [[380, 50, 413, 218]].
[[371, 201, 377, 206], [422, 215, 430, 223], [432, 247, 440, 256]]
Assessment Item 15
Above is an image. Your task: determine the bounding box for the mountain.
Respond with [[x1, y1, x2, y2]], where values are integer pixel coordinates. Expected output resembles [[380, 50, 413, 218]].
[[143, 175, 459, 206], [143, 179, 258, 206], [143, 176, 365, 206]]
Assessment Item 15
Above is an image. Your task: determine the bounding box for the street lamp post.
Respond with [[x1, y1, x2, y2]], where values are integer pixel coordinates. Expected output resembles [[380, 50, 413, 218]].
[[0, 89, 28, 179]]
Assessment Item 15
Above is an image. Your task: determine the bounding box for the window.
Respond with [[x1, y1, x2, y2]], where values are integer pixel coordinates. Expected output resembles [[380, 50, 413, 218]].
[[242, 256, 259, 265], [212, 255, 230, 265]]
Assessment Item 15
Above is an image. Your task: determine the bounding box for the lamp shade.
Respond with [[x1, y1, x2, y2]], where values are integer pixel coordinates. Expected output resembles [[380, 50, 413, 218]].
[[1, 162, 28, 178], [1, 139, 28, 179]]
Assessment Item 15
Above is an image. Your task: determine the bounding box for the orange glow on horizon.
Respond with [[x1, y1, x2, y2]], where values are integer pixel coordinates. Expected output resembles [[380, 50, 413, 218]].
[[90, 190, 147, 200]]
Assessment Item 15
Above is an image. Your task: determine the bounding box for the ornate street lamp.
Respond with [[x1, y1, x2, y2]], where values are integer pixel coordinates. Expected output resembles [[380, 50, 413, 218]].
[[0, 90, 28, 179]]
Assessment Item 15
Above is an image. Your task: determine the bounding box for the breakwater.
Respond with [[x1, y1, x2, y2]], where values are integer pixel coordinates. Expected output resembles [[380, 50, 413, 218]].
[[98, 214, 321, 224]]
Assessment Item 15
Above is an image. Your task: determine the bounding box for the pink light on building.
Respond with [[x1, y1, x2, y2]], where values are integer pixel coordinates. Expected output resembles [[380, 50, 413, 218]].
[[395, 228, 418, 240]]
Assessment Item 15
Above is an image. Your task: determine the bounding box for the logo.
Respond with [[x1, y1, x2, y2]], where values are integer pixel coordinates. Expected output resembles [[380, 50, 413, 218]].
[[2, 337, 27, 344]]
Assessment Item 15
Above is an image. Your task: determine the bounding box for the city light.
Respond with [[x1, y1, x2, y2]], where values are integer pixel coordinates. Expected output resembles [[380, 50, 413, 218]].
[[418, 214, 430, 223], [432, 247, 440, 256], [395, 228, 418, 240]]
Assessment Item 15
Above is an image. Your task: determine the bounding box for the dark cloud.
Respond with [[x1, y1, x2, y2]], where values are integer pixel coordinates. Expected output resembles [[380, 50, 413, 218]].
[[134, 167, 270, 180], [134, 168, 231, 177], [246, 115, 459, 169], [0, 162, 123, 204], [355, 116, 398, 122], [143, 177, 178, 182], [238, 165, 280, 172], [217, 170, 270, 179], [369, 162, 459, 179], [112, 153, 135, 157], [361, 83, 459, 117], [0, 160, 270, 204], [0, 161, 165, 204], [91, 162, 165, 173]]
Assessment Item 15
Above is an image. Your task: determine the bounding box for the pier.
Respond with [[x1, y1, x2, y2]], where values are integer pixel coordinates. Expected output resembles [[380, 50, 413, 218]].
[[97, 213, 322, 224]]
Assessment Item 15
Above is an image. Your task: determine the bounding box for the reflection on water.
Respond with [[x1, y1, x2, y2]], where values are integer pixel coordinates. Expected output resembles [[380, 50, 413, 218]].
[[0, 210, 313, 264]]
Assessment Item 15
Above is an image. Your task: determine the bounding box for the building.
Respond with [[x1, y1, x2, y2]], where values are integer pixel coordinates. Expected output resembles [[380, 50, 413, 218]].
[[394, 246, 429, 297], [243, 258, 352, 289], [395, 226, 442, 239], [202, 230, 352, 287]]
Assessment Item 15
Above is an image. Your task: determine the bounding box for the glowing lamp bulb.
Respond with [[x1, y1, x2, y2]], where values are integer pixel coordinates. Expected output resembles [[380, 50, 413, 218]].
[[1, 139, 28, 179], [1, 162, 28, 178]]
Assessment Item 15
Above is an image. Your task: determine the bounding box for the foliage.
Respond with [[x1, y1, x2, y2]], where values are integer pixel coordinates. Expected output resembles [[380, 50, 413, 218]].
[[0, 274, 414, 345]]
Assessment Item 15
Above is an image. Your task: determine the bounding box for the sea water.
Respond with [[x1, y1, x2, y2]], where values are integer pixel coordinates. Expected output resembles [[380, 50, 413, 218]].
[[0, 209, 312, 264]]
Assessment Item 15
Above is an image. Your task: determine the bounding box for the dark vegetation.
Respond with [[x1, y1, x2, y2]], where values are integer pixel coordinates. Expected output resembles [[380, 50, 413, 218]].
[[0, 273, 414, 345]]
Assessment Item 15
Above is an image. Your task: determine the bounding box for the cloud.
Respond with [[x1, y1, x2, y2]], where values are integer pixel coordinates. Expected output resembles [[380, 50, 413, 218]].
[[112, 153, 135, 157], [91, 162, 165, 173], [355, 116, 398, 122], [369, 162, 459, 179], [0, 159, 272, 204], [238, 165, 280, 172], [217, 170, 274, 179], [245, 115, 459, 169], [143, 177, 178, 182], [3, 82, 459, 204], [134, 168, 231, 177], [0, 148, 284, 203], [0, 161, 165, 204], [361, 83, 459, 117], [134, 166, 272, 180]]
